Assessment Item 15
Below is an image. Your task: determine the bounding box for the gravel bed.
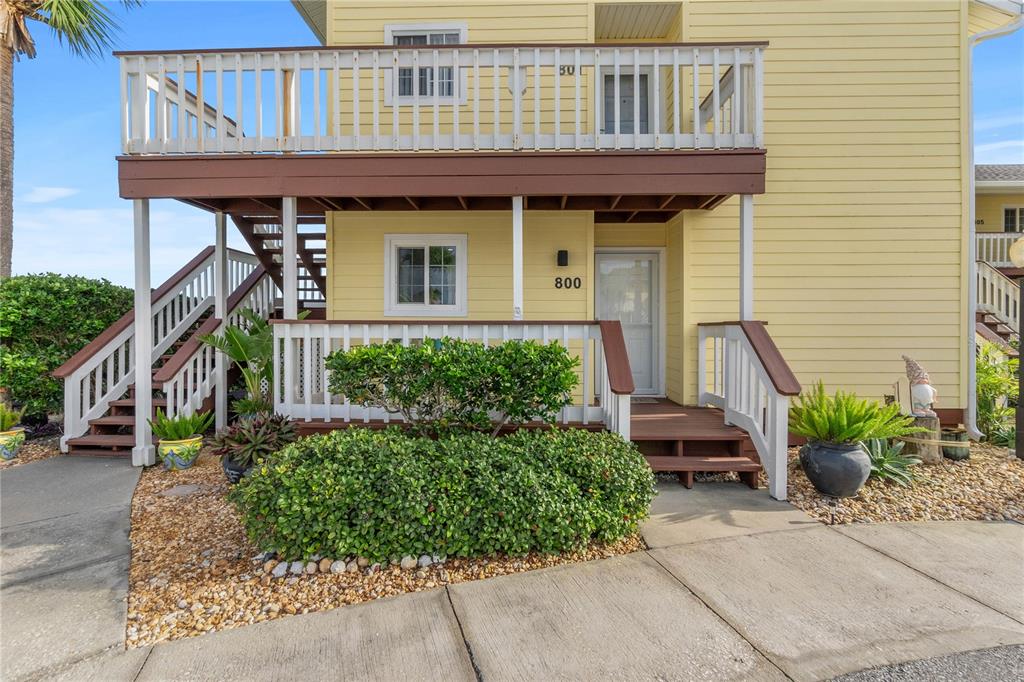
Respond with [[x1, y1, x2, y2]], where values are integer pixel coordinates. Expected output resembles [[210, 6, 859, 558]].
[[786, 442, 1024, 525], [0, 435, 62, 470], [127, 450, 646, 647]]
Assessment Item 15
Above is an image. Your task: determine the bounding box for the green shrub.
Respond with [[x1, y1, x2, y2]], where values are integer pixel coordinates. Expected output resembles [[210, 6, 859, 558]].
[[789, 381, 922, 444], [864, 438, 921, 486], [230, 428, 655, 561], [210, 414, 298, 468], [976, 341, 1018, 440], [0, 274, 133, 419], [326, 338, 579, 436]]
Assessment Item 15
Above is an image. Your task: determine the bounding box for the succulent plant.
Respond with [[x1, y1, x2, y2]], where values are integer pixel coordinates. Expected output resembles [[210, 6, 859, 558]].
[[209, 414, 298, 468]]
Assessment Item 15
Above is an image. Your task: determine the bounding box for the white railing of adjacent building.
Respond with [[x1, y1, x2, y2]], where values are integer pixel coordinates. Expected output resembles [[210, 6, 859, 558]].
[[118, 43, 765, 155], [697, 321, 800, 501], [156, 269, 277, 419], [270, 320, 633, 439], [977, 260, 1020, 334], [54, 247, 260, 450], [976, 233, 1019, 268]]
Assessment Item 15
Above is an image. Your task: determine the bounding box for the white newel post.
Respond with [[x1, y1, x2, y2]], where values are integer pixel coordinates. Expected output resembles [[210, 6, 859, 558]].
[[739, 194, 754, 321], [282, 197, 298, 319], [512, 196, 524, 320], [132, 199, 155, 466], [213, 212, 228, 429]]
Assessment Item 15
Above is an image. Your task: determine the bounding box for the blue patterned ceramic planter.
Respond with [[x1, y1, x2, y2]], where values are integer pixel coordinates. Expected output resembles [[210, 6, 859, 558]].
[[157, 436, 203, 470], [0, 428, 26, 461]]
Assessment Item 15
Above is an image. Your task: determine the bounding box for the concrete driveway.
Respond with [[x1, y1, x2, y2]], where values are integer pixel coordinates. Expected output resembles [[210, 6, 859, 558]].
[[4, 476, 1023, 681], [0, 456, 141, 681]]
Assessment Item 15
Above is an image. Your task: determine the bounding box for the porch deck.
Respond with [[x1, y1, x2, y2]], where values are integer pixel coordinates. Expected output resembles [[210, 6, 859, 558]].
[[630, 399, 749, 442]]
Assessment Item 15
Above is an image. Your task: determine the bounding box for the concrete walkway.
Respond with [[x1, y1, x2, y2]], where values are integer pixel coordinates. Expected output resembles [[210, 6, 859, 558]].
[[5, 479, 1024, 681], [0, 455, 141, 681]]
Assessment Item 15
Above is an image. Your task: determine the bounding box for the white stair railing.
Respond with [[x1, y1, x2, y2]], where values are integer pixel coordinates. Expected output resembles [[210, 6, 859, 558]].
[[269, 319, 632, 439], [977, 260, 1019, 334], [54, 247, 259, 450], [157, 268, 277, 418], [698, 321, 800, 500]]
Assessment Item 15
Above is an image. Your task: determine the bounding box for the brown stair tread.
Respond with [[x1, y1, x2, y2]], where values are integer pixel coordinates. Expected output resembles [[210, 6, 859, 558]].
[[67, 434, 136, 447], [89, 415, 136, 426], [66, 449, 132, 458], [110, 398, 167, 407], [644, 455, 762, 472]]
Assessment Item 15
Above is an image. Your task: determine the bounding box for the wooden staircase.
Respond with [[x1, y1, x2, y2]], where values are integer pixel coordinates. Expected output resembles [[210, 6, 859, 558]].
[[976, 311, 1019, 356], [64, 312, 214, 457], [231, 216, 327, 314], [631, 401, 763, 490]]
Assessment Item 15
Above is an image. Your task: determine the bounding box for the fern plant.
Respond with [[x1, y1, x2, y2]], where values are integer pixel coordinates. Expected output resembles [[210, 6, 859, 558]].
[[863, 438, 921, 486], [148, 410, 214, 441], [0, 405, 25, 432], [789, 381, 923, 445]]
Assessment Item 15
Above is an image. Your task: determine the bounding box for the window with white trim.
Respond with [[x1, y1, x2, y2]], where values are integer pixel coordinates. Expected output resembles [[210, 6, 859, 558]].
[[1005, 207, 1024, 233], [384, 234, 468, 316], [384, 23, 469, 105]]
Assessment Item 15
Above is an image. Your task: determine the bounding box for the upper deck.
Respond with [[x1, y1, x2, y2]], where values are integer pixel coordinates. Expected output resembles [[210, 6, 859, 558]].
[[116, 42, 764, 157]]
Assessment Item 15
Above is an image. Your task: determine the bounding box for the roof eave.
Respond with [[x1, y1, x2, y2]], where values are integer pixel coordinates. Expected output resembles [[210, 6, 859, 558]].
[[291, 1, 326, 45], [977, 181, 1024, 193]]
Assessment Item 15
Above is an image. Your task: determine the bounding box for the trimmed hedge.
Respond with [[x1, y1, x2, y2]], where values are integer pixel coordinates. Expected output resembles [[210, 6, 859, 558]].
[[230, 428, 655, 561], [0, 274, 133, 419]]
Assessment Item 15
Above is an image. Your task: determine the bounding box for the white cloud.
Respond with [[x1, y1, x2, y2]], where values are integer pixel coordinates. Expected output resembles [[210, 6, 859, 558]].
[[11, 201, 252, 286], [974, 114, 1024, 133], [21, 186, 80, 203]]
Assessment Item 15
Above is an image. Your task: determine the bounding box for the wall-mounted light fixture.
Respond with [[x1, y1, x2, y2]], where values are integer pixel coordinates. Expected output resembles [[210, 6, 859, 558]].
[[557, 250, 569, 267]]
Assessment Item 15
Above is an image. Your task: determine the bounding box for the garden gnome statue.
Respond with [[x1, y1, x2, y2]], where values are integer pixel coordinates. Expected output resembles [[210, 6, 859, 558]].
[[903, 355, 937, 418]]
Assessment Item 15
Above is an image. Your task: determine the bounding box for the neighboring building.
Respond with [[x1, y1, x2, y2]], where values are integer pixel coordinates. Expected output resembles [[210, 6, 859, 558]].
[[975, 164, 1023, 358], [53, 1, 1023, 501]]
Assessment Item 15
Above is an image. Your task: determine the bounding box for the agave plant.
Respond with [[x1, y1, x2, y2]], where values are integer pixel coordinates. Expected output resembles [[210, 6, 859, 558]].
[[863, 438, 921, 486], [209, 414, 298, 469], [789, 382, 923, 445]]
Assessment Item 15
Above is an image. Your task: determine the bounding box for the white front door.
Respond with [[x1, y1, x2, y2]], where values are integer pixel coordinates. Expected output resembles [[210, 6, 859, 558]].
[[596, 252, 660, 395]]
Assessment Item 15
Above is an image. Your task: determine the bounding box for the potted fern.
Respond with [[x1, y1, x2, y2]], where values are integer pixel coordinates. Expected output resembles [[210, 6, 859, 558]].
[[789, 382, 922, 498], [148, 410, 215, 470], [0, 405, 26, 461]]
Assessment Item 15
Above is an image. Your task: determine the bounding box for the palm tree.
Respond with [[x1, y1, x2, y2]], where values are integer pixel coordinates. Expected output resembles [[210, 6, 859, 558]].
[[0, 0, 141, 279]]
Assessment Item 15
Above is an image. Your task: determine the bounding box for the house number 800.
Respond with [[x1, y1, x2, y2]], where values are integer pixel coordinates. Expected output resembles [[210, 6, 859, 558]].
[[555, 277, 582, 289]]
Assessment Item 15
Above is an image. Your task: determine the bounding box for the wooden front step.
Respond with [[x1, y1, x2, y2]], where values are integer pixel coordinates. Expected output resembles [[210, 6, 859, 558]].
[[66, 433, 136, 454], [645, 455, 761, 491]]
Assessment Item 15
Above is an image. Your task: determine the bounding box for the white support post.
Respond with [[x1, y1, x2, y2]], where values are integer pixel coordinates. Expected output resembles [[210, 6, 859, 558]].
[[213, 212, 228, 429], [132, 199, 155, 466], [739, 194, 754, 321], [282, 197, 298, 319], [512, 196, 524, 320], [767, 395, 789, 501]]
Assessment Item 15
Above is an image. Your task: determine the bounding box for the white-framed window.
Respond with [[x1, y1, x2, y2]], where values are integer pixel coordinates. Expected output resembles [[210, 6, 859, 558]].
[[384, 23, 469, 106], [384, 234, 468, 316], [1004, 206, 1024, 233]]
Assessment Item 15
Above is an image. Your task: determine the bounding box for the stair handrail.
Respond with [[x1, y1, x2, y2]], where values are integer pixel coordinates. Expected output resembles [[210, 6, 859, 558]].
[[155, 266, 276, 418], [55, 246, 260, 451], [976, 260, 1019, 334], [697, 321, 800, 501]]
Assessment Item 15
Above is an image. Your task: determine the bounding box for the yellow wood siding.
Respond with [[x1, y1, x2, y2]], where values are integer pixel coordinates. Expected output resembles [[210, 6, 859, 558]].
[[977, 192, 1024, 232], [327, 211, 594, 320], [678, 0, 968, 407]]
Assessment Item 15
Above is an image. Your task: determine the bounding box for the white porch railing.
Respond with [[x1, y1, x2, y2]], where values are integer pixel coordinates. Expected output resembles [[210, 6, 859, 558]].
[[156, 269, 277, 419], [270, 320, 633, 438], [54, 247, 259, 450], [977, 260, 1020, 334], [976, 233, 1019, 268], [118, 43, 765, 155], [698, 321, 800, 500]]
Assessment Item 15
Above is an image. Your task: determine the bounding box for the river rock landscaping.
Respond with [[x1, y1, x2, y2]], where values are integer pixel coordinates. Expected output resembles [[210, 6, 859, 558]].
[[0, 434, 61, 470], [127, 447, 648, 647], [785, 442, 1024, 524]]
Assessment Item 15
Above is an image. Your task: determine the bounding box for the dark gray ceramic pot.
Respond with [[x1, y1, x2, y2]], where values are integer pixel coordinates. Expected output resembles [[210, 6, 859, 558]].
[[799, 441, 871, 498]]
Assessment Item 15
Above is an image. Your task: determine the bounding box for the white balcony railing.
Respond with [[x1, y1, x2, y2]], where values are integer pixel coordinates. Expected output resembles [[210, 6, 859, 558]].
[[118, 43, 765, 155], [977, 233, 1020, 268], [270, 320, 633, 438]]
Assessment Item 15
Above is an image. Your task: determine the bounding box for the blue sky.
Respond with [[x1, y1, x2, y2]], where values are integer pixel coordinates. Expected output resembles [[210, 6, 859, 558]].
[[10, 1, 1024, 285]]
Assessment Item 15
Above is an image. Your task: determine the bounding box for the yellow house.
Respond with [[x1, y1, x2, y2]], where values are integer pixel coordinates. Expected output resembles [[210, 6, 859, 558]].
[[974, 164, 1023, 358], [54, 0, 1023, 501]]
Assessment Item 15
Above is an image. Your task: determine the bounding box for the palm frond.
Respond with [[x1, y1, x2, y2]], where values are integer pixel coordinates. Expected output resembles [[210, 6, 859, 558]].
[[34, 1, 141, 60]]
